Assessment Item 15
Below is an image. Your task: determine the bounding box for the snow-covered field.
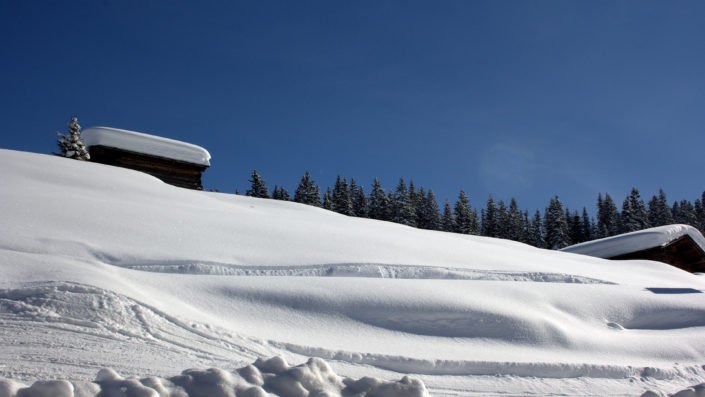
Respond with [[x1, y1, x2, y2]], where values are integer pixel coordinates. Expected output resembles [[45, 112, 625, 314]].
[[1, 149, 704, 396]]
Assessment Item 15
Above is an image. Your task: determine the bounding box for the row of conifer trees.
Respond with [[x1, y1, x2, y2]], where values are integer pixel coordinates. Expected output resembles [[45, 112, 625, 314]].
[[242, 170, 705, 250]]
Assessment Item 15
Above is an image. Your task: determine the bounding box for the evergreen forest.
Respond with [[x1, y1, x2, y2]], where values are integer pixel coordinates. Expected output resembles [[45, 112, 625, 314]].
[[242, 170, 705, 250]]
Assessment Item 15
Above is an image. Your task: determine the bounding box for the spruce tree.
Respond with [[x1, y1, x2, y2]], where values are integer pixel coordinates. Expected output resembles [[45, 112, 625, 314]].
[[322, 188, 333, 210], [673, 200, 697, 226], [272, 185, 290, 201], [544, 196, 570, 249], [454, 190, 473, 234], [527, 210, 545, 248], [496, 200, 509, 239], [695, 195, 705, 234], [294, 172, 321, 207], [481, 196, 498, 237], [367, 178, 389, 221], [620, 187, 650, 233], [391, 178, 416, 226], [581, 208, 593, 242], [421, 190, 441, 231], [596, 193, 620, 237], [567, 209, 584, 243], [56, 116, 90, 160], [507, 198, 523, 241], [246, 170, 270, 198], [414, 186, 427, 229], [350, 178, 368, 218], [331, 176, 353, 215], [648, 190, 672, 226], [441, 200, 456, 232]]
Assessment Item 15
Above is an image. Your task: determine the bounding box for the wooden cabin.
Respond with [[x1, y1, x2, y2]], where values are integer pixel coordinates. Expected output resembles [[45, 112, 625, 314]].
[[81, 127, 211, 190], [561, 224, 705, 273]]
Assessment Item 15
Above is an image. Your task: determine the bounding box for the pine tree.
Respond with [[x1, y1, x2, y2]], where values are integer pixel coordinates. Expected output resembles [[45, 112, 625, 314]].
[[420, 190, 441, 231], [481, 196, 498, 237], [350, 178, 368, 218], [496, 200, 509, 239], [331, 176, 353, 215], [441, 200, 456, 232], [620, 187, 650, 233], [596, 193, 620, 237], [527, 210, 545, 248], [581, 208, 593, 242], [367, 178, 389, 221], [567, 209, 584, 243], [294, 171, 321, 207], [56, 116, 90, 160], [322, 188, 333, 210], [520, 210, 531, 243], [673, 199, 697, 226], [391, 178, 416, 226], [695, 194, 705, 234], [272, 185, 290, 201], [246, 170, 269, 198], [544, 196, 570, 249], [647, 189, 673, 227], [454, 191, 474, 234], [413, 186, 427, 229], [506, 198, 523, 241]]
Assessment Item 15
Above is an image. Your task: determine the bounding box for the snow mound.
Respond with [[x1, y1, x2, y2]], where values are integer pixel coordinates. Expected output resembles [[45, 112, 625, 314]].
[[81, 126, 211, 166], [641, 382, 705, 397], [0, 357, 429, 397], [561, 224, 705, 259]]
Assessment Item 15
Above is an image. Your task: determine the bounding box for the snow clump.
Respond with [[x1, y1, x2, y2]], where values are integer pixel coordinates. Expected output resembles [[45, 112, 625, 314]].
[[0, 356, 429, 397]]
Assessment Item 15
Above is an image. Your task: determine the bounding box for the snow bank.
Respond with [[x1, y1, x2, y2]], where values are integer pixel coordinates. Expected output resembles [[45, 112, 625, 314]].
[[2, 149, 705, 395], [641, 382, 705, 397], [81, 127, 211, 166], [0, 357, 429, 397], [561, 224, 705, 259]]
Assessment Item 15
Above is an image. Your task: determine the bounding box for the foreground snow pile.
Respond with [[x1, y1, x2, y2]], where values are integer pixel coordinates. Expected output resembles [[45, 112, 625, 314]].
[[0, 356, 428, 397], [1, 149, 705, 396]]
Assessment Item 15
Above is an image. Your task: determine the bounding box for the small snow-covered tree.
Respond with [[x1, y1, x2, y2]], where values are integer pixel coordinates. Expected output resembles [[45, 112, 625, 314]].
[[56, 116, 90, 160]]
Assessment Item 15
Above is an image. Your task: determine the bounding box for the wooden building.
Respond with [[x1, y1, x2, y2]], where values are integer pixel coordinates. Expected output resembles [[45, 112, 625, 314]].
[[561, 224, 705, 273], [81, 127, 211, 190]]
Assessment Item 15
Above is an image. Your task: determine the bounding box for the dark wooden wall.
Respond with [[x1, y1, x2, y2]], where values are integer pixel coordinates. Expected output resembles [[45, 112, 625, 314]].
[[610, 235, 705, 273], [88, 145, 208, 190]]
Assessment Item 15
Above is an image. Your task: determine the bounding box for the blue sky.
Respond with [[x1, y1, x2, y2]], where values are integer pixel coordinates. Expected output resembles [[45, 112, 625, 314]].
[[2, 1, 704, 214]]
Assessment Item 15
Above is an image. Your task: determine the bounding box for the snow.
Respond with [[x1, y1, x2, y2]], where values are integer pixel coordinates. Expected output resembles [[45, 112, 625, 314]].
[[1, 148, 705, 396], [81, 127, 211, 166], [561, 224, 705, 259]]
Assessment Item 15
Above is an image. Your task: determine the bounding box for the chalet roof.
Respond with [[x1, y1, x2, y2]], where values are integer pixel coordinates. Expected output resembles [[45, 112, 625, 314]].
[[560, 224, 705, 259], [81, 127, 211, 166]]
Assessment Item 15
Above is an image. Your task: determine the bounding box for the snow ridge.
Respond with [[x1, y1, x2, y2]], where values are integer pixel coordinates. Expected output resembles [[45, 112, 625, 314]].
[[0, 357, 429, 397], [121, 261, 614, 284]]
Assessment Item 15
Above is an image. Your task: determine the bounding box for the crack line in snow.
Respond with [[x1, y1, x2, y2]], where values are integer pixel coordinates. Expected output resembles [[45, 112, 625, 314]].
[[117, 262, 614, 284]]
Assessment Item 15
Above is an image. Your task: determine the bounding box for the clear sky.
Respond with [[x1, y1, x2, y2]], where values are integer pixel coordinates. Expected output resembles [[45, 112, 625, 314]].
[[2, 1, 704, 214]]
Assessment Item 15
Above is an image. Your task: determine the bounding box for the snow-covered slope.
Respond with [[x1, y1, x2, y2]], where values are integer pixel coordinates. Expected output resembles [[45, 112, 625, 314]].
[[1, 149, 704, 396]]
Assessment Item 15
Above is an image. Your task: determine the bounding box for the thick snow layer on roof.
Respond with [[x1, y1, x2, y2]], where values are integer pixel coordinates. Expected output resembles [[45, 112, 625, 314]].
[[81, 126, 211, 166], [2, 149, 705, 396], [561, 224, 705, 259]]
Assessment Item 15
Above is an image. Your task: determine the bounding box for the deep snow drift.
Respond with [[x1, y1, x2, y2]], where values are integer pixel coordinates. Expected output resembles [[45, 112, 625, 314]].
[[1, 149, 705, 396]]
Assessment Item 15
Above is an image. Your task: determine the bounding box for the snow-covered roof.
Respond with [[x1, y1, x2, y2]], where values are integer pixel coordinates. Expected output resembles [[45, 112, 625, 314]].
[[561, 224, 705, 258], [81, 126, 211, 166]]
